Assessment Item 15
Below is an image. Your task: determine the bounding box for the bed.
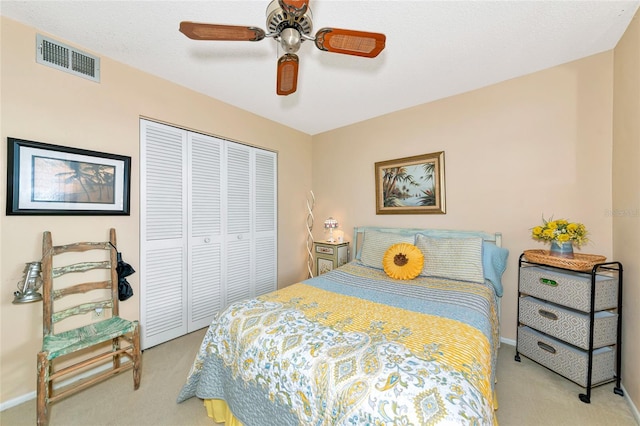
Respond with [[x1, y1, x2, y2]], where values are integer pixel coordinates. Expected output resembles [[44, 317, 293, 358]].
[[177, 226, 509, 425]]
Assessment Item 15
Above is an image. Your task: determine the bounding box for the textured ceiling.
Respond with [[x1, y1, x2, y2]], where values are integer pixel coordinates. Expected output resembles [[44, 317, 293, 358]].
[[2, 1, 639, 135]]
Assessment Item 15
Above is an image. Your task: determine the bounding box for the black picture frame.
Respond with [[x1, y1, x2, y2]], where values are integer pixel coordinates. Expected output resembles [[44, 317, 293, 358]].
[[6, 138, 131, 215]]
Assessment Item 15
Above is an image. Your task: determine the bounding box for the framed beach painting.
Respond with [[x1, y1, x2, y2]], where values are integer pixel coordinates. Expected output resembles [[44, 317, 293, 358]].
[[375, 151, 446, 215], [6, 138, 131, 215]]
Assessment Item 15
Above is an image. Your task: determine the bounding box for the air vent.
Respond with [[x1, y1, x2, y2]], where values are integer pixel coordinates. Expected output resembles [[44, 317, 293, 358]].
[[36, 34, 100, 82]]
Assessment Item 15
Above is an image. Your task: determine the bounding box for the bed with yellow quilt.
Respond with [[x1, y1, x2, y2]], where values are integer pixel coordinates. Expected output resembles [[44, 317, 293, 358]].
[[177, 227, 509, 425]]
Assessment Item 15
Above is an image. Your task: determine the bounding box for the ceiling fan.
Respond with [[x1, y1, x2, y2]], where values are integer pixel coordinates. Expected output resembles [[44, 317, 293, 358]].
[[179, 0, 386, 96]]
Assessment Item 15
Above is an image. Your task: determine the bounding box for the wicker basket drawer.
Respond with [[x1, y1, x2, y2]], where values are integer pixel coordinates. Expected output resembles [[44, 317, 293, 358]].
[[519, 266, 618, 312], [519, 296, 618, 350], [518, 326, 615, 387]]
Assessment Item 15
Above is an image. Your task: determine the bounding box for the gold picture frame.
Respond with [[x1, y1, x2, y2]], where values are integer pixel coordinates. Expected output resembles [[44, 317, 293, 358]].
[[375, 151, 446, 215]]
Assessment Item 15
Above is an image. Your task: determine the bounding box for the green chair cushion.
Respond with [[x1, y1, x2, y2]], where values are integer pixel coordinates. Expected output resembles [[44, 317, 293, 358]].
[[42, 316, 138, 360]]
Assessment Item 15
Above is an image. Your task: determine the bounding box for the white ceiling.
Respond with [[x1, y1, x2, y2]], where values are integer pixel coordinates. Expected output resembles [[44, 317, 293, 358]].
[[2, 1, 639, 135]]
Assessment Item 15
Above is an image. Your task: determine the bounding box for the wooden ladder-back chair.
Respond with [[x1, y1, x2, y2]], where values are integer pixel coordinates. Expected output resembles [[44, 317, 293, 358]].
[[37, 228, 141, 426]]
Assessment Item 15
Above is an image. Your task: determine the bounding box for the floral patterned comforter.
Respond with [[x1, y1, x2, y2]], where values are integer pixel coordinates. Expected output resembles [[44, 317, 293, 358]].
[[177, 262, 500, 425]]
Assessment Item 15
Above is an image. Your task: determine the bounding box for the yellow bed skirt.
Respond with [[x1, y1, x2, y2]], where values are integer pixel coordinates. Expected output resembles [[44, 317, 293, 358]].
[[204, 399, 244, 426]]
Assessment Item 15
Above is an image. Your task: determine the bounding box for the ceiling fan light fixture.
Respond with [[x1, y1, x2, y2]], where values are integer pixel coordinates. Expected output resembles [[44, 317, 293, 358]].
[[279, 28, 302, 53]]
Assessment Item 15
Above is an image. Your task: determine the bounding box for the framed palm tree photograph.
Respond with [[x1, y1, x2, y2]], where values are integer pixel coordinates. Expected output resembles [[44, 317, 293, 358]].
[[6, 138, 131, 215], [375, 151, 445, 215]]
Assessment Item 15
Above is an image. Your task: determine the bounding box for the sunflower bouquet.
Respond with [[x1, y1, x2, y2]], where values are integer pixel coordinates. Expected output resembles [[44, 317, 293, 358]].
[[531, 216, 589, 248]]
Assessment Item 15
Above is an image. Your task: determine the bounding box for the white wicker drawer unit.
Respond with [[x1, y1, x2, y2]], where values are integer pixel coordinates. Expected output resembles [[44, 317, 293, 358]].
[[517, 326, 615, 388], [519, 296, 618, 350], [515, 255, 623, 404]]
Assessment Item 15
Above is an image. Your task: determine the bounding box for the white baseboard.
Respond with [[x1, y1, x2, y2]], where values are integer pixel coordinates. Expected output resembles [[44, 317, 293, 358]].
[[500, 336, 516, 347], [0, 390, 35, 412], [622, 384, 640, 425], [0, 360, 131, 412]]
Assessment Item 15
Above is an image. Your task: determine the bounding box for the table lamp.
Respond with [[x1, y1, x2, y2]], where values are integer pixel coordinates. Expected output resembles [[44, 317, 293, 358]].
[[324, 217, 338, 242]]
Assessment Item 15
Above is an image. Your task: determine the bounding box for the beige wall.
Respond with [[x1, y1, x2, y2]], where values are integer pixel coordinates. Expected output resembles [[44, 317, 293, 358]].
[[313, 51, 615, 340], [0, 17, 312, 403], [613, 9, 640, 415]]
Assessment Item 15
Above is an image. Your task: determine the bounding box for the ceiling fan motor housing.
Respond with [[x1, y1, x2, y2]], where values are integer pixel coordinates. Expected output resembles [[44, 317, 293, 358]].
[[266, 0, 313, 54]]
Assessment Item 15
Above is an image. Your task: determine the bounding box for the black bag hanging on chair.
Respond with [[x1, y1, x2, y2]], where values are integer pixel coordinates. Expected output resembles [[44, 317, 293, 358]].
[[116, 252, 135, 301]]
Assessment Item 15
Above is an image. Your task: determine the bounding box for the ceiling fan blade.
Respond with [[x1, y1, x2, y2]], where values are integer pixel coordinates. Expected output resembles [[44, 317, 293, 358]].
[[314, 28, 386, 58], [277, 54, 299, 96], [278, 0, 309, 17], [179, 22, 265, 41]]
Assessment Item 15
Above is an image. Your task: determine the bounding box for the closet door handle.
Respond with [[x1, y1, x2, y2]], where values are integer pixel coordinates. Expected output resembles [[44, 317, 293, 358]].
[[538, 309, 558, 320], [237, 235, 243, 240], [204, 237, 211, 243]]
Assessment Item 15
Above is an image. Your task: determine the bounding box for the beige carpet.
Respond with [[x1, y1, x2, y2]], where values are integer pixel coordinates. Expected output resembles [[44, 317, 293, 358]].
[[495, 342, 637, 425], [1, 329, 637, 426]]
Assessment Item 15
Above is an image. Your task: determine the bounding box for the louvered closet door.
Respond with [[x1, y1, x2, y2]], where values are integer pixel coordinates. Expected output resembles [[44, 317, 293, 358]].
[[140, 120, 188, 349], [225, 143, 252, 306], [141, 119, 277, 348], [188, 133, 223, 330], [225, 145, 277, 305], [254, 149, 277, 296]]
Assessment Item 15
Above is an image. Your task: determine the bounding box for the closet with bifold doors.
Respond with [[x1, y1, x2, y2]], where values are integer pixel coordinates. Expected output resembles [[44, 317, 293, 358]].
[[140, 119, 277, 349]]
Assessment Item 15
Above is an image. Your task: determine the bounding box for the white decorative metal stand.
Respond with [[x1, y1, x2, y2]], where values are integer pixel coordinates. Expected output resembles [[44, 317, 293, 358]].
[[306, 190, 315, 278]]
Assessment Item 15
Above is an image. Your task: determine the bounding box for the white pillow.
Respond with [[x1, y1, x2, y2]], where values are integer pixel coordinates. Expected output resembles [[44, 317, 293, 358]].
[[415, 235, 485, 283], [360, 230, 415, 269]]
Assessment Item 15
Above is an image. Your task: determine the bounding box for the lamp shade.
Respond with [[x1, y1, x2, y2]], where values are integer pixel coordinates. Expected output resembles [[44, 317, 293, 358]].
[[324, 217, 338, 229]]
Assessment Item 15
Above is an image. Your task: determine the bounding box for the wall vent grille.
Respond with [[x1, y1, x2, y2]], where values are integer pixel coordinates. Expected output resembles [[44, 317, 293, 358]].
[[36, 34, 100, 82]]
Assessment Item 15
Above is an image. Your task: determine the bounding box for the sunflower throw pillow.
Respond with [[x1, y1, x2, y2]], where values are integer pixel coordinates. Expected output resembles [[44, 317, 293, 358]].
[[382, 243, 424, 280]]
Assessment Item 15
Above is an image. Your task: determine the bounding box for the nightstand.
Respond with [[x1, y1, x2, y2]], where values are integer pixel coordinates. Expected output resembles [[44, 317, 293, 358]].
[[314, 241, 349, 276]]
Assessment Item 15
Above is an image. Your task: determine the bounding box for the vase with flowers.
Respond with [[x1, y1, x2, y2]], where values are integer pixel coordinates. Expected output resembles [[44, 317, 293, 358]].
[[531, 216, 589, 259]]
